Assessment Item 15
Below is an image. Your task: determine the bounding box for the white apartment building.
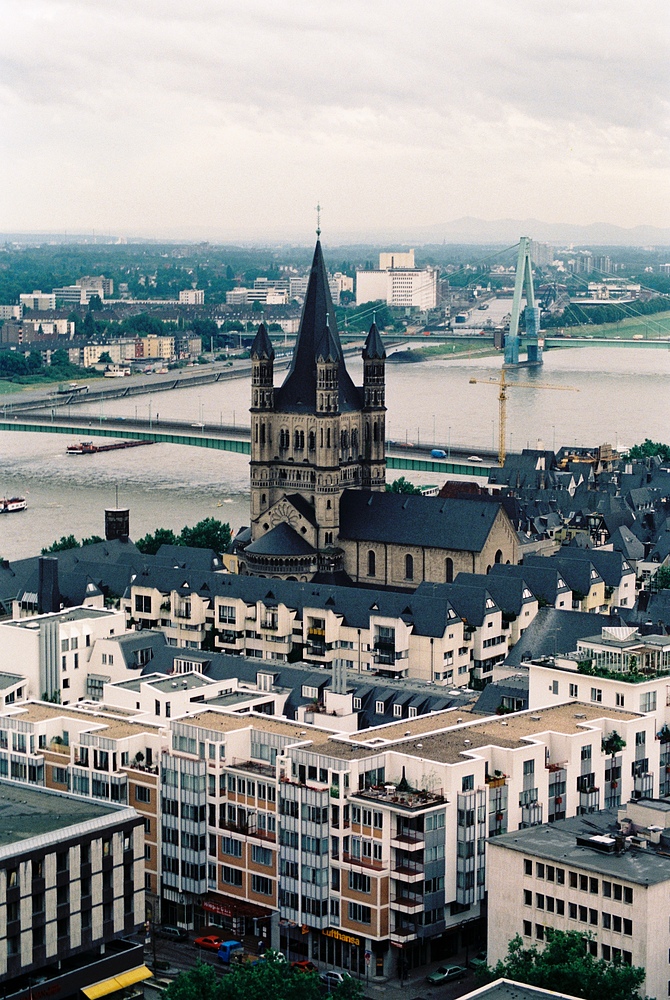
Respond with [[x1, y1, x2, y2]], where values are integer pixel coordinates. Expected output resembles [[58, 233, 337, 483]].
[[487, 806, 670, 1000], [179, 289, 205, 305], [356, 262, 437, 310], [0, 607, 131, 704], [0, 691, 658, 981], [19, 290, 56, 311]]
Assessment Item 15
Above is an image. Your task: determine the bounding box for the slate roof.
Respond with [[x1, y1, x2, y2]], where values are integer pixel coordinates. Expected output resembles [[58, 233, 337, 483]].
[[362, 322, 386, 360], [250, 322, 274, 361], [339, 490, 503, 552], [245, 523, 317, 557], [489, 562, 571, 606], [526, 555, 603, 597], [141, 652, 472, 729], [453, 572, 536, 617], [414, 581, 498, 627], [472, 674, 529, 715], [283, 493, 318, 527], [550, 547, 634, 586], [609, 525, 645, 562], [275, 240, 361, 413], [503, 607, 625, 667]]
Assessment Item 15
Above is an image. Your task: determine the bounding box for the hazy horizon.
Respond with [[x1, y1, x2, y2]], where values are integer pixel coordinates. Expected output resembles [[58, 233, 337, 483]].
[[2, 1, 668, 239]]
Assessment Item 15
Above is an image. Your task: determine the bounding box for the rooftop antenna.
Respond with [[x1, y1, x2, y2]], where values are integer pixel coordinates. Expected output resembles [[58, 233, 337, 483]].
[[315, 202, 322, 239]]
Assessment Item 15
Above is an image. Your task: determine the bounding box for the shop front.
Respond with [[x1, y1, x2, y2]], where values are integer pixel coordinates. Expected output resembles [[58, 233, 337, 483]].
[[199, 895, 275, 944], [311, 929, 388, 979]]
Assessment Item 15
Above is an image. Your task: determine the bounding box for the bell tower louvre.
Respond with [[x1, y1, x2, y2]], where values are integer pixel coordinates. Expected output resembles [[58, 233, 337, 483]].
[[243, 237, 386, 581]]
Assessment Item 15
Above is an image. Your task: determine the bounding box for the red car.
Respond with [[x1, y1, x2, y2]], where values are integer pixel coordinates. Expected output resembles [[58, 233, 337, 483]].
[[292, 961, 318, 974], [194, 935, 224, 952]]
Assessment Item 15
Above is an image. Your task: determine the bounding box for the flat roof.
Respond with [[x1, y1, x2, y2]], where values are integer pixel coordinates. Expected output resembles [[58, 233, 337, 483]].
[[325, 702, 643, 765], [179, 709, 333, 744], [488, 810, 670, 885], [147, 674, 212, 693], [0, 780, 123, 848], [3, 702, 158, 741], [3, 607, 114, 629]]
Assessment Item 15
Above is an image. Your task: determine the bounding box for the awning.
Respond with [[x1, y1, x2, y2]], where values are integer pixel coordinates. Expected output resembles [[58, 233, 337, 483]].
[[82, 966, 153, 999]]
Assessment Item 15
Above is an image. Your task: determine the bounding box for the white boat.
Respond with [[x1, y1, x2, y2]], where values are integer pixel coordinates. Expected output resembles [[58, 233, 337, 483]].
[[0, 496, 27, 513]]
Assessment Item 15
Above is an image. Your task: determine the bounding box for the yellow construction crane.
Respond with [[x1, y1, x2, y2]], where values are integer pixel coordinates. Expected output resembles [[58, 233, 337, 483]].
[[469, 369, 578, 466]]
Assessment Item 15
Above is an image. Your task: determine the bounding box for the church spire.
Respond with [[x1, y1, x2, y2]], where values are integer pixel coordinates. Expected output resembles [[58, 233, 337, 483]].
[[275, 239, 359, 412], [250, 322, 274, 361], [362, 321, 386, 361]]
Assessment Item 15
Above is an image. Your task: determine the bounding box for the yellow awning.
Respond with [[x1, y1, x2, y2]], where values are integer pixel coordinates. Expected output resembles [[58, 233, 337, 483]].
[[82, 966, 153, 999]]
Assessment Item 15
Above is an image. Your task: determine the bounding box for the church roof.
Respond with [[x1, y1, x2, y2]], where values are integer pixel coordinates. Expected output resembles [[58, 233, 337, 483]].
[[362, 322, 386, 360], [250, 322, 274, 361], [275, 240, 361, 413], [339, 490, 503, 553], [244, 522, 317, 557]]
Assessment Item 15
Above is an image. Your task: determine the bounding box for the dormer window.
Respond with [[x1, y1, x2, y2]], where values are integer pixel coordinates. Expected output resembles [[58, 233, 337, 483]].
[[375, 701, 384, 714]]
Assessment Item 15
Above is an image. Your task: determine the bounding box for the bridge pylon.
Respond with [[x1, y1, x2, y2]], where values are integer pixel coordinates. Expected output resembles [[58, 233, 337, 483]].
[[504, 236, 543, 367]]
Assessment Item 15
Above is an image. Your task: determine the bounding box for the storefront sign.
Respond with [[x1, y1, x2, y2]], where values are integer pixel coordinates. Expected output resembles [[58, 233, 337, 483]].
[[322, 928, 361, 947]]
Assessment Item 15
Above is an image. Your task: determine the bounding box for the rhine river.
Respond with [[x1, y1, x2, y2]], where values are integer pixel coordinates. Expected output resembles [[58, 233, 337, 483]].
[[1, 345, 669, 560]]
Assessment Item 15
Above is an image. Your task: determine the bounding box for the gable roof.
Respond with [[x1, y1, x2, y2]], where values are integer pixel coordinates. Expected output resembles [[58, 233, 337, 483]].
[[339, 490, 504, 552]]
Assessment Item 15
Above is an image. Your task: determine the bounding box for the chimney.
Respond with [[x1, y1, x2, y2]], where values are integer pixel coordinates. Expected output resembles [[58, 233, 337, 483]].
[[38, 556, 60, 614]]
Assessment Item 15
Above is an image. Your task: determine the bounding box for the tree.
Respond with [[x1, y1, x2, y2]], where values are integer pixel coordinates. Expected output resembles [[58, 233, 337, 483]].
[[42, 534, 79, 554], [135, 527, 178, 554], [164, 955, 363, 1000], [482, 931, 645, 1000], [88, 294, 103, 311], [385, 476, 422, 494], [653, 565, 670, 591], [627, 439, 670, 463], [98, 352, 113, 365], [179, 518, 231, 552]]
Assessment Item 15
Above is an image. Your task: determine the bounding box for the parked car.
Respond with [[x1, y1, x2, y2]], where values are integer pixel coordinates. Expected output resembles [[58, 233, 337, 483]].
[[155, 924, 187, 942], [467, 455, 483, 463], [292, 960, 318, 973], [426, 964, 467, 985], [194, 935, 224, 952], [319, 970, 351, 989]]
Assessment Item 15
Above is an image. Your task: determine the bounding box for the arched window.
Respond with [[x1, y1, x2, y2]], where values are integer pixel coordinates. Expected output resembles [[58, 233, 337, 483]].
[[327, 428, 331, 448], [405, 554, 414, 580], [445, 557, 454, 583], [308, 431, 316, 451], [326, 499, 331, 510], [260, 423, 266, 445], [495, 549, 503, 564], [373, 422, 379, 443], [367, 550, 376, 577]]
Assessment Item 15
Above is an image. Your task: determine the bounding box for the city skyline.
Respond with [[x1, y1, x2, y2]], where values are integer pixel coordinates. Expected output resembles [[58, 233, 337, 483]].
[[1, 0, 668, 240]]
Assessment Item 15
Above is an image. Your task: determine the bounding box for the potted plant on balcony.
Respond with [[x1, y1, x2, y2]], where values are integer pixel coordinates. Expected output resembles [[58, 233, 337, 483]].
[[602, 731, 626, 790]]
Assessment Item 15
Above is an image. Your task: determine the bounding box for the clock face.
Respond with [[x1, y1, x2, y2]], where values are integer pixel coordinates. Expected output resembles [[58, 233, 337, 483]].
[[269, 500, 300, 528]]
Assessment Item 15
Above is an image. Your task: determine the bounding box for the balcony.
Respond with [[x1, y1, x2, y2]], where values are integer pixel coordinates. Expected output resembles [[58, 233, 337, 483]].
[[390, 925, 419, 944], [353, 785, 445, 812], [391, 891, 424, 914], [342, 851, 383, 872], [392, 857, 424, 882], [390, 831, 424, 851]]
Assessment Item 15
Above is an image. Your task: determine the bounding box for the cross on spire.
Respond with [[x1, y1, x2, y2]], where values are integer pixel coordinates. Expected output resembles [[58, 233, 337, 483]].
[[315, 202, 322, 238]]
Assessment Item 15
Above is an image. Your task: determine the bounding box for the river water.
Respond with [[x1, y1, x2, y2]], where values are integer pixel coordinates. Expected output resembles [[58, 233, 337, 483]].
[[1, 344, 669, 560]]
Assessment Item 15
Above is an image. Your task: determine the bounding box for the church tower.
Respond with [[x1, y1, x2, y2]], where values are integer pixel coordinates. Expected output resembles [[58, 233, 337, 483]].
[[361, 321, 387, 491], [243, 238, 386, 580]]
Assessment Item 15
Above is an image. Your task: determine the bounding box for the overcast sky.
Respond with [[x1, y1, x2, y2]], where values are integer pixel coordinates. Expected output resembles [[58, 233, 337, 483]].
[[1, 0, 668, 240]]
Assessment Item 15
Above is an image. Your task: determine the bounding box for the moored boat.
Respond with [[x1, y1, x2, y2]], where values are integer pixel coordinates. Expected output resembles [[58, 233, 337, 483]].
[[0, 496, 27, 512]]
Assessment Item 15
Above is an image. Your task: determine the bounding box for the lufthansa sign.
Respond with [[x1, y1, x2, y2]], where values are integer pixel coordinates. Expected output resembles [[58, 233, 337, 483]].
[[322, 928, 361, 947]]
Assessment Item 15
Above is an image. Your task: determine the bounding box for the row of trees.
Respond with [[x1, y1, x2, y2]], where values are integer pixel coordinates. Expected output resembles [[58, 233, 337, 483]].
[[135, 518, 231, 555], [0, 348, 97, 385], [41, 518, 231, 557], [165, 931, 645, 1000]]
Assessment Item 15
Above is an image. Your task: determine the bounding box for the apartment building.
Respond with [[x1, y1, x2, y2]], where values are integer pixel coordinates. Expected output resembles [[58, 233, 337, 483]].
[[487, 807, 670, 1000], [0, 702, 166, 916], [0, 692, 657, 981], [0, 779, 146, 1000], [179, 289, 204, 305], [122, 569, 505, 687], [19, 290, 56, 311], [0, 607, 130, 704]]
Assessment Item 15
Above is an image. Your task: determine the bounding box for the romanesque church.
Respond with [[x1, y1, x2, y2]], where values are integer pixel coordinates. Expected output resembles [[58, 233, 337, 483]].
[[235, 239, 517, 587]]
